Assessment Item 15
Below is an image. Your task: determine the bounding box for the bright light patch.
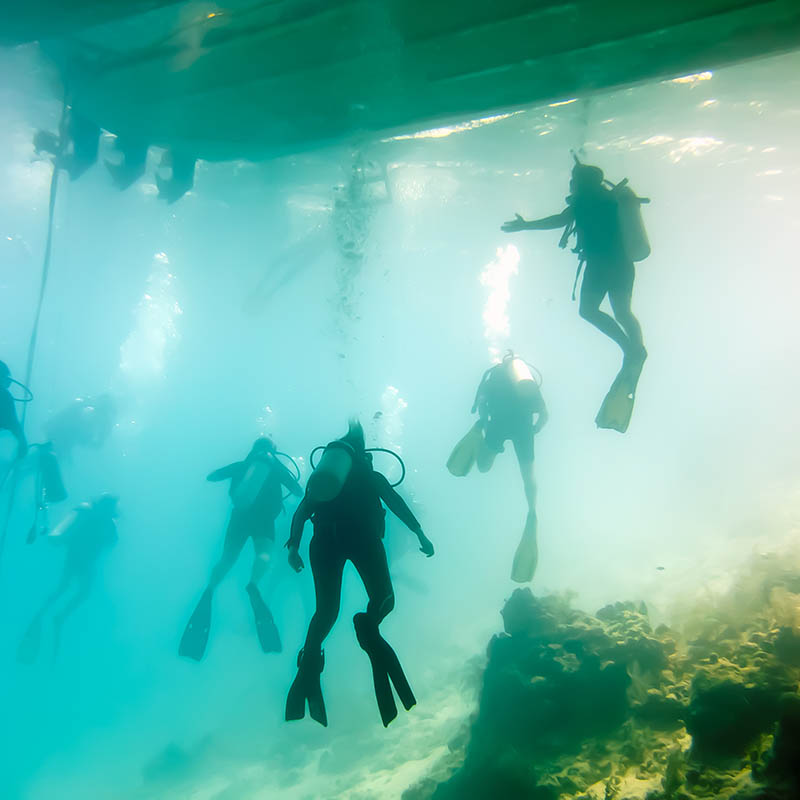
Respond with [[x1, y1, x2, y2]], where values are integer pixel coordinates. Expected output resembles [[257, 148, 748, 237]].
[[480, 245, 520, 357], [641, 135, 674, 146], [382, 112, 521, 142], [669, 71, 713, 84], [548, 98, 578, 107], [119, 252, 182, 383], [668, 136, 724, 163]]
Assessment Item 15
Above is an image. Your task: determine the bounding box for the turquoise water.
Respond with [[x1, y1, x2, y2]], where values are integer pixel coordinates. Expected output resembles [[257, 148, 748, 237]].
[[1, 43, 800, 799]]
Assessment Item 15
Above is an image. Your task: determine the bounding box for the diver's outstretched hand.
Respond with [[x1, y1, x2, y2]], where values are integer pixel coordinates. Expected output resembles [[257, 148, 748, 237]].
[[417, 532, 434, 558], [288, 547, 305, 573], [501, 214, 527, 233]]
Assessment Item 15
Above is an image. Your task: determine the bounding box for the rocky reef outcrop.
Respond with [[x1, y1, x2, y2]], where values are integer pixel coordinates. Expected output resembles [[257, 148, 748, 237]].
[[405, 556, 800, 800]]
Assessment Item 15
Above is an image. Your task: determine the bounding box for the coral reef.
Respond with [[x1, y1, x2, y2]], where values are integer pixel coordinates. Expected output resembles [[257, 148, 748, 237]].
[[405, 559, 800, 800]]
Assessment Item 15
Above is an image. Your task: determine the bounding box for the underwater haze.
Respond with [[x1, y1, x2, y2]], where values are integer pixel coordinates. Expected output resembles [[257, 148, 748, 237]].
[[2, 43, 800, 800]]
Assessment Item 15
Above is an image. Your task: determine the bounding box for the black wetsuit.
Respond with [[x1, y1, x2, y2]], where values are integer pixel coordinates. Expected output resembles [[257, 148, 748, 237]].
[[294, 455, 421, 648], [477, 366, 544, 464], [212, 457, 297, 547], [571, 189, 633, 297]]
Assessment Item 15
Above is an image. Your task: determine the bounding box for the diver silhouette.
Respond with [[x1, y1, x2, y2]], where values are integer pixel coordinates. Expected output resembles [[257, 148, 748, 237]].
[[448, 352, 547, 582], [179, 437, 303, 661], [17, 494, 119, 664], [285, 420, 433, 727], [502, 159, 649, 432]]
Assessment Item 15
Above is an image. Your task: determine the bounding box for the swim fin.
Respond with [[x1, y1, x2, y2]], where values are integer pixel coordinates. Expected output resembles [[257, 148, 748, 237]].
[[17, 615, 43, 665], [511, 513, 538, 584], [285, 648, 327, 726], [447, 422, 483, 477], [354, 612, 416, 727], [595, 354, 645, 434], [179, 589, 212, 661], [246, 582, 282, 653]]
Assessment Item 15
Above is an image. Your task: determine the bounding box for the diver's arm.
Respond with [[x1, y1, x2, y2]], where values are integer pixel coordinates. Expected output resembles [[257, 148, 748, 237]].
[[533, 402, 549, 435], [376, 475, 434, 557], [531, 385, 549, 434], [206, 462, 241, 482], [286, 496, 314, 572], [501, 208, 572, 232]]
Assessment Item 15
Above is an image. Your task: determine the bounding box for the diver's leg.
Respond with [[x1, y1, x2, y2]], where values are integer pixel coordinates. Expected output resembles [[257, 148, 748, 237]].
[[18, 570, 72, 663], [179, 516, 245, 660], [52, 571, 93, 657], [512, 435, 537, 515], [207, 513, 248, 590], [352, 538, 395, 624], [579, 280, 631, 355], [352, 538, 415, 726], [36, 569, 73, 618], [477, 422, 503, 473], [53, 572, 92, 624], [246, 526, 281, 653], [286, 534, 342, 725], [609, 286, 645, 360], [248, 524, 275, 587], [304, 535, 345, 651], [511, 435, 539, 583]]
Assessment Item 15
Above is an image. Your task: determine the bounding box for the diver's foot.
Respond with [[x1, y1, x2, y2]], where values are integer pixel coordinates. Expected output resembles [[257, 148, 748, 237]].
[[178, 589, 213, 661], [246, 583, 282, 654], [511, 532, 539, 584], [354, 613, 416, 727], [285, 648, 327, 726]]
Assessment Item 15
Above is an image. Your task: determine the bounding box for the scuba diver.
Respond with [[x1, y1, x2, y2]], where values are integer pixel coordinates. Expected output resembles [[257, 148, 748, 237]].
[[17, 494, 119, 664], [0, 360, 28, 462], [44, 394, 117, 460], [448, 352, 548, 583], [285, 421, 434, 728], [179, 437, 303, 661], [501, 158, 650, 433]]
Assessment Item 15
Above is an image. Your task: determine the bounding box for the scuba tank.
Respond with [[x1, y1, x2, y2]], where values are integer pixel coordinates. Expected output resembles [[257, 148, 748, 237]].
[[307, 441, 354, 502], [38, 443, 67, 504], [26, 442, 67, 543], [610, 178, 651, 262], [502, 352, 543, 411], [506, 354, 539, 407], [231, 455, 273, 510]]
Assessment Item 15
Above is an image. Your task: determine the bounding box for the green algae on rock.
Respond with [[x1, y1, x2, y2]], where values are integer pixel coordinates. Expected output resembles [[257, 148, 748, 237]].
[[407, 569, 800, 800]]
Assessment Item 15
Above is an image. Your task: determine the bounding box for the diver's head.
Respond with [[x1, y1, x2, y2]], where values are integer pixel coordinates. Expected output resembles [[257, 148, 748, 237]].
[[570, 164, 604, 195], [92, 493, 119, 517], [340, 419, 366, 455], [250, 437, 276, 457], [0, 360, 10, 390]]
